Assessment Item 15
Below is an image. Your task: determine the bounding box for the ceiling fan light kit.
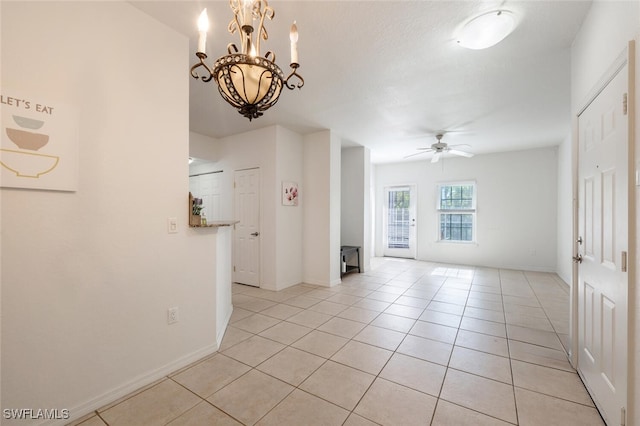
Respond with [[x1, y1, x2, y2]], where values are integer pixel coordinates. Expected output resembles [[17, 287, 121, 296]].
[[457, 10, 516, 50], [190, 1, 304, 121]]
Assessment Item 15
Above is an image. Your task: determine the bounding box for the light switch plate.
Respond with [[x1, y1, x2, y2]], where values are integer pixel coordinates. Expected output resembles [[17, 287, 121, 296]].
[[168, 217, 178, 234], [168, 307, 179, 324]]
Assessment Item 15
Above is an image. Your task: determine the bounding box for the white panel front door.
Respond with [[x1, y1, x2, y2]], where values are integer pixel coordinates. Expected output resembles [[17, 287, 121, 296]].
[[234, 168, 260, 287], [383, 185, 417, 259], [577, 58, 629, 426]]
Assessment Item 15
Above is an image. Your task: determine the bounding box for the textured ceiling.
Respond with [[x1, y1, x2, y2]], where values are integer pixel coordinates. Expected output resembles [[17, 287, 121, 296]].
[[132, 1, 592, 164]]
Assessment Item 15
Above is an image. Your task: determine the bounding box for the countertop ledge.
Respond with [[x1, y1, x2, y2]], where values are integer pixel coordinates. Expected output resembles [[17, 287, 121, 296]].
[[191, 220, 239, 228]]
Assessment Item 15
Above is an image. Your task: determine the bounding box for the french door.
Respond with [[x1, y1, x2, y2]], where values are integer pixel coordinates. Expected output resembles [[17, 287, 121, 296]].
[[383, 185, 416, 259]]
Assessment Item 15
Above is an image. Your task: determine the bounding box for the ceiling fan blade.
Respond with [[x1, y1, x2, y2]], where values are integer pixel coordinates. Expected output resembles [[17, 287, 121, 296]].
[[448, 149, 474, 158], [431, 152, 442, 163], [404, 151, 430, 159]]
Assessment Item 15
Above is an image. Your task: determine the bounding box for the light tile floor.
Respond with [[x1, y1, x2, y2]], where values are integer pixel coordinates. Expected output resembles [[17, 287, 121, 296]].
[[73, 258, 605, 426]]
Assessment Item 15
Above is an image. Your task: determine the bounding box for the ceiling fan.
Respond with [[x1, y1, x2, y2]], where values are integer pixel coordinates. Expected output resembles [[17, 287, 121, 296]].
[[405, 134, 475, 163]]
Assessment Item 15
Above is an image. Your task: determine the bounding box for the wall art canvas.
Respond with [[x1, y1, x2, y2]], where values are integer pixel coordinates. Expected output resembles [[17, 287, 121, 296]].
[[1, 90, 79, 191], [282, 181, 298, 206]]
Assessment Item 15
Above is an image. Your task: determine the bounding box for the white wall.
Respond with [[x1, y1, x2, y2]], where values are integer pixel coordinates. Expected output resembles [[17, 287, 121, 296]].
[[215, 227, 233, 342], [189, 131, 219, 162], [375, 148, 558, 271], [571, 1, 640, 110], [193, 126, 342, 290], [214, 126, 278, 289], [303, 131, 331, 285], [570, 1, 640, 423], [329, 132, 343, 284], [189, 132, 235, 220], [303, 130, 342, 286], [188, 132, 230, 342], [275, 126, 304, 289], [341, 146, 372, 272], [208, 125, 305, 291], [0, 0, 3, 412], [556, 133, 573, 285], [370, 164, 377, 260], [1, 1, 4, 411], [341, 148, 363, 249], [1, 2, 220, 423]]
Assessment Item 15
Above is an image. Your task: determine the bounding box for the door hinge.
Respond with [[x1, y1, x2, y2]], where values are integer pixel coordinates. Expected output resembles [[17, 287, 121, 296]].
[[621, 407, 626, 426], [233, 266, 236, 272], [622, 251, 628, 272], [623, 93, 628, 115], [234, 181, 236, 188]]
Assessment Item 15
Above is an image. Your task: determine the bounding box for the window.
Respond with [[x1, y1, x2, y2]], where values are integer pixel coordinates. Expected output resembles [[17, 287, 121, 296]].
[[437, 182, 476, 242]]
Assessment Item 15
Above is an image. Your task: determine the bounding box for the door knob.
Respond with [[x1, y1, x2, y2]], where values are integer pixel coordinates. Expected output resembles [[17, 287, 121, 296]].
[[573, 254, 583, 264], [250, 232, 260, 237]]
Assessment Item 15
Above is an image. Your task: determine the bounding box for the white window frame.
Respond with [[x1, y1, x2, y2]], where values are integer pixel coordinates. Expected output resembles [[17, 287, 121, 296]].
[[437, 181, 477, 243]]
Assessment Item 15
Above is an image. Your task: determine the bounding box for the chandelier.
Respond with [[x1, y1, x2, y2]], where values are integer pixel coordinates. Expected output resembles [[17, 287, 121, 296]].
[[190, 1, 304, 121]]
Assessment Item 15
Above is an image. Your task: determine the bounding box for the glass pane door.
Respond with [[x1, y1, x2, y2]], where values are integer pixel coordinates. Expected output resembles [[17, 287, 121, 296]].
[[384, 186, 416, 258], [387, 189, 410, 248]]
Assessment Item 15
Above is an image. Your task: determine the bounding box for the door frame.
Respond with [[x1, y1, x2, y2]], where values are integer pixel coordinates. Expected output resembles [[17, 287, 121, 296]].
[[382, 184, 417, 259], [570, 40, 635, 422]]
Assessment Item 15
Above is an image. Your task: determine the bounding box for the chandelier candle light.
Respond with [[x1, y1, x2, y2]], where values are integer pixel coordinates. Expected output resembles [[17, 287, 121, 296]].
[[190, 1, 304, 120]]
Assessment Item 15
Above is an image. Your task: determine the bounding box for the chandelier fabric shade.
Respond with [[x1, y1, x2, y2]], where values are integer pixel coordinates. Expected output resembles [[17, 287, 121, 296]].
[[214, 54, 285, 120], [190, 1, 304, 121]]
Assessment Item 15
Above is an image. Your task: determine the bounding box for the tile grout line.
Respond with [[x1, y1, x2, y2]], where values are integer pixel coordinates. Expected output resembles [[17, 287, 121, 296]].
[[429, 270, 473, 426], [501, 270, 521, 426], [91, 261, 598, 426]]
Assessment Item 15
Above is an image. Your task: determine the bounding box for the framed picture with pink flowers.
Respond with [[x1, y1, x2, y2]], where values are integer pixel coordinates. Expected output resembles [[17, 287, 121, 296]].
[[282, 181, 298, 206]]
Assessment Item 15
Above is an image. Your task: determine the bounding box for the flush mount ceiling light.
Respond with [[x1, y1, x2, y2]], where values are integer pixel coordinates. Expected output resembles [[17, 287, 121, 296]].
[[457, 10, 515, 50], [190, 1, 304, 121]]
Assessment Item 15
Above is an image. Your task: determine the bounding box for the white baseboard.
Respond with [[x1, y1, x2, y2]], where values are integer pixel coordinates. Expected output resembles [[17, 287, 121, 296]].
[[53, 344, 218, 426], [330, 277, 342, 286], [217, 305, 233, 348], [301, 278, 347, 287], [301, 278, 328, 286]]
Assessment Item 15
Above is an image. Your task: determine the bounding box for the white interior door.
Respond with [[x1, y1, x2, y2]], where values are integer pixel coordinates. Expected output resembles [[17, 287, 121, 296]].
[[576, 55, 629, 426], [234, 168, 260, 287], [383, 185, 417, 258]]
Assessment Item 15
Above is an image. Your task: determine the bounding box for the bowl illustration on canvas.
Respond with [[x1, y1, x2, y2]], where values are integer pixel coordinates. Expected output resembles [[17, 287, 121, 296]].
[[0, 148, 59, 178], [6, 128, 50, 151], [13, 115, 45, 130]]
